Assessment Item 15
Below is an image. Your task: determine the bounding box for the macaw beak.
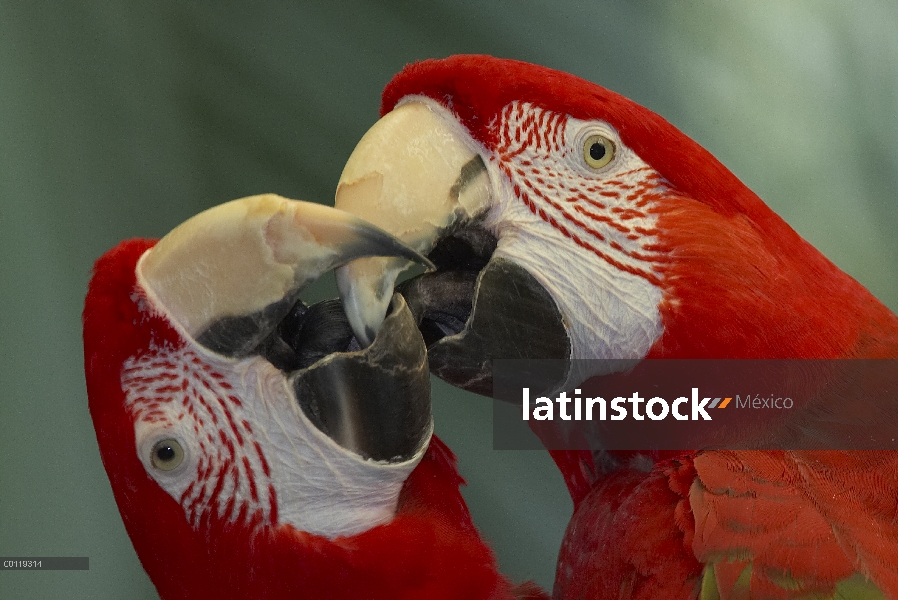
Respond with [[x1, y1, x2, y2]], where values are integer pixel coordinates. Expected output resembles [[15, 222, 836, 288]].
[[139, 193, 433, 461], [336, 103, 570, 396], [334, 101, 492, 346]]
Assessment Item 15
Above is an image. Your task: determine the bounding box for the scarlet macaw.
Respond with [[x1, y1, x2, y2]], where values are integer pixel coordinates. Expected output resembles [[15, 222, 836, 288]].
[[82, 194, 546, 599], [333, 55, 898, 599]]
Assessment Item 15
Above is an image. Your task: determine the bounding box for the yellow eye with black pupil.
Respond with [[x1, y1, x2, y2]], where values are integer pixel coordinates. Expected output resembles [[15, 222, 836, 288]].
[[583, 134, 615, 169], [151, 439, 184, 471]]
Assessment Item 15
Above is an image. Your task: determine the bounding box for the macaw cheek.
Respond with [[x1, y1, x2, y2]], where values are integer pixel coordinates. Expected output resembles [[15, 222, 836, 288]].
[[398, 257, 571, 397]]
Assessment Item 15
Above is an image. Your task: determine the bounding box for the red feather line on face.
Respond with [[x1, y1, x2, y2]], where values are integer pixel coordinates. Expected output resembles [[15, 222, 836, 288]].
[[383, 55, 767, 222], [123, 347, 277, 530], [494, 101, 670, 287]]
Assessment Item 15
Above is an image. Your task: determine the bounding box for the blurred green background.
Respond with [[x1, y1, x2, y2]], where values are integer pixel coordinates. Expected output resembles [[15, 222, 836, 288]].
[[2, 1, 896, 597]]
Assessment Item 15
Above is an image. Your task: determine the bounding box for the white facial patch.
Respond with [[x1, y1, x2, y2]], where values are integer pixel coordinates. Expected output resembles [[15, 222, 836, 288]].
[[123, 292, 426, 538], [480, 102, 668, 374]]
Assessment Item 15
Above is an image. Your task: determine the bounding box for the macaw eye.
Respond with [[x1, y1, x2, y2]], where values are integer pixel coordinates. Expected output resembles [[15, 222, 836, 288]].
[[582, 134, 615, 169], [151, 439, 184, 471]]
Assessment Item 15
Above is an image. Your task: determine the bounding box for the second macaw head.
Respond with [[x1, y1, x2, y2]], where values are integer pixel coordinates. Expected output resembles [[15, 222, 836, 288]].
[[83, 194, 525, 599], [335, 55, 898, 396]]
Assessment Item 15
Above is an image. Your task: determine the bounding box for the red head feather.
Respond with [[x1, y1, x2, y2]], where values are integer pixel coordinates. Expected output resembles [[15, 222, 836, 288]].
[[382, 55, 898, 359], [83, 239, 533, 599]]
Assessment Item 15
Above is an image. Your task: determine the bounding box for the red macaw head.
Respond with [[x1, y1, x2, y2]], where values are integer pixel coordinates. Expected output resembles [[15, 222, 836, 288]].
[[83, 194, 523, 599], [334, 55, 898, 397], [329, 54, 898, 600]]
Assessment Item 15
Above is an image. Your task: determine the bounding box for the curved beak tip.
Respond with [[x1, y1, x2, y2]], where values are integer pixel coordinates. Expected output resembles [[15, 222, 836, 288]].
[[138, 194, 429, 355], [334, 102, 492, 347]]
